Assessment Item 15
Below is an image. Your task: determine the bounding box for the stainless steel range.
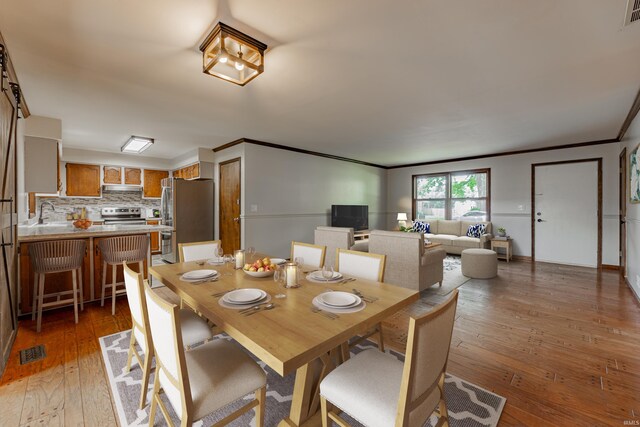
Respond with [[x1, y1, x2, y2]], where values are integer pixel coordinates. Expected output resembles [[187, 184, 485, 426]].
[[101, 207, 146, 225]]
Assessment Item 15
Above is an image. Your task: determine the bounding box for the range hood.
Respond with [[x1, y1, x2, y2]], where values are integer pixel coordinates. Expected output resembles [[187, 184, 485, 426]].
[[102, 185, 143, 192]]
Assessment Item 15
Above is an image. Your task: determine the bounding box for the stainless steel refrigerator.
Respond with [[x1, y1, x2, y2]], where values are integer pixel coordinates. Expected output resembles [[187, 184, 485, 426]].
[[161, 178, 214, 263]]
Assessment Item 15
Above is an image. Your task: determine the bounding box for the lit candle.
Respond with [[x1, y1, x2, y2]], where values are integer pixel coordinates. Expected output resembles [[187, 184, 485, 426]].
[[235, 250, 245, 269], [285, 262, 298, 288]]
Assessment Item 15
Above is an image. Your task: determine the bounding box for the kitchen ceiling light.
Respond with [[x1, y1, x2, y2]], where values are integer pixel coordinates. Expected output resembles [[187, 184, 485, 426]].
[[199, 22, 267, 86], [122, 136, 154, 154]]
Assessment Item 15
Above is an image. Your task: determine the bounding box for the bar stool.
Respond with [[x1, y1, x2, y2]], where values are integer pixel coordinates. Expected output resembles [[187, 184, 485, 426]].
[[29, 240, 86, 333], [99, 235, 148, 315]]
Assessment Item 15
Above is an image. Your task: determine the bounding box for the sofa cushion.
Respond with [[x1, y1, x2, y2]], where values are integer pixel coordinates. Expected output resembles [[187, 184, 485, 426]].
[[437, 220, 460, 236], [429, 234, 457, 246], [466, 223, 487, 238], [453, 236, 482, 248]]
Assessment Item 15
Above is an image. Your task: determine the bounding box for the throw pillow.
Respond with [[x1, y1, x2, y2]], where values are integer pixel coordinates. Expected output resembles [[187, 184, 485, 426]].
[[412, 220, 430, 234], [466, 223, 486, 238]]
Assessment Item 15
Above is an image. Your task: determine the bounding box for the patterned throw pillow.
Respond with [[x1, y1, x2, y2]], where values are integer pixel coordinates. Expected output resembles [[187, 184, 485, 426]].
[[412, 220, 430, 234], [466, 223, 486, 238]]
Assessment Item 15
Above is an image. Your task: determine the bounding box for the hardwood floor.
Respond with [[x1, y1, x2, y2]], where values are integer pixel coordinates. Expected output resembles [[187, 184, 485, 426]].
[[0, 261, 638, 426]]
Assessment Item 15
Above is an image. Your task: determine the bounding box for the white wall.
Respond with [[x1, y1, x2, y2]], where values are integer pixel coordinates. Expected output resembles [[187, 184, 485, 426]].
[[387, 143, 620, 265], [621, 114, 640, 298], [242, 144, 387, 258]]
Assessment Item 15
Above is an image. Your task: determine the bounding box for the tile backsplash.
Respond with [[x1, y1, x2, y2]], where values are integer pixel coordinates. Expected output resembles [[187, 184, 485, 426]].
[[35, 192, 161, 221]]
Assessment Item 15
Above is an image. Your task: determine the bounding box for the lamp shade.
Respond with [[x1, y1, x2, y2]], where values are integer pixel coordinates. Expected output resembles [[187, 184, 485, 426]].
[[397, 213, 408, 221]]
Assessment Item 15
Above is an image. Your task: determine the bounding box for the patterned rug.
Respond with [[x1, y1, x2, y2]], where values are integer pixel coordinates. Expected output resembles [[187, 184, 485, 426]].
[[438, 255, 471, 296], [100, 331, 505, 427]]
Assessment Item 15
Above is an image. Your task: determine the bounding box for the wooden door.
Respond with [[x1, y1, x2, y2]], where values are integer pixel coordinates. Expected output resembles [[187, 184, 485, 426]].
[[103, 166, 122, 184], [143, 169, 168, 198], [219, 158, 241, 253], [124, 167, 141, 185], [620, 148, 627, 277], [0, 83, 18, 372], [147, 220, 160, 253], [66, 163, 101, 196]]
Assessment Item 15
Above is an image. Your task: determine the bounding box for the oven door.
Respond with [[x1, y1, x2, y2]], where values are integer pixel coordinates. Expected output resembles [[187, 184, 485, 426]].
[[161, 230, 176, 263]]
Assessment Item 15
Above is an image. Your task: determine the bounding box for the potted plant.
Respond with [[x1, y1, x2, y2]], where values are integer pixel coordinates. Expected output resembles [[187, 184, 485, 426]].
[[497, 227, 506, 237]]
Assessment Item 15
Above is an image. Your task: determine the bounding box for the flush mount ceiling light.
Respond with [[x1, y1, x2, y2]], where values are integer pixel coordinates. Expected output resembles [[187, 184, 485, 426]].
[[122, 136, 154, 154], [199, 22, 268, 86]]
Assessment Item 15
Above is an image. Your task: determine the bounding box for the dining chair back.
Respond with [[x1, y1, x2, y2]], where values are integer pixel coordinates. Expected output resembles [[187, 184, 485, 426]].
[[335, 249, 385, 282], [179, 240, 221, 262], [290, 241, 326, 269]]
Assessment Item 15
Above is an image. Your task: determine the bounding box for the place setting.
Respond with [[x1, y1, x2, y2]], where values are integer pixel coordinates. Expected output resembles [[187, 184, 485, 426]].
[[179, 269, 220, 284], [305, 265, 354, 284], [218, 288, 273, 314], [312, 290, 366, 316]]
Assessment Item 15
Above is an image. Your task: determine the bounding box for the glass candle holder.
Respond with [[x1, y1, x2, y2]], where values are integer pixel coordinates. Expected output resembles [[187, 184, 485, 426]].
[[284, 261, 300, 288], [234, 249, 245, 269]]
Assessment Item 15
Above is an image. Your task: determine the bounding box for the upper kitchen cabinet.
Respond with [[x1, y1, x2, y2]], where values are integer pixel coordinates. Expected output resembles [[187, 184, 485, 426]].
[[103, 166, 122, 184], [124, 167, 141, 185], [24, 137, 60, 194], [143, 169, 168, 198], [174, 162, 200, 180], [66, 163, 101, 197]]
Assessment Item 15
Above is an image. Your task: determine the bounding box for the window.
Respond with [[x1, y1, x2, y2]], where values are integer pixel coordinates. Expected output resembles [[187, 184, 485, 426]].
[[413, 169, 490, 221]]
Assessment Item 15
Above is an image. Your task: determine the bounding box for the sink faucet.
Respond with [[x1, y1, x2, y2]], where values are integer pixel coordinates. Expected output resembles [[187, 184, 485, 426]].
[[38, 201, 55, 224]]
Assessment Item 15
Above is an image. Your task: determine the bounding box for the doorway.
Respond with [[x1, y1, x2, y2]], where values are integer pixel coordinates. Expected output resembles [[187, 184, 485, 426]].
[[531, 159, 602, 268], [620, 148, 627, 277], [219, 158, 241, 254]]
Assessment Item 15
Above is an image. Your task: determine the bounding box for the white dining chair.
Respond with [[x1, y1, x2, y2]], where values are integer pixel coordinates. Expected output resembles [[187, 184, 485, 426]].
[[143, 279, 267, 427], [290, 241, 326, 269], [122, 263, 214, 409], [335, 249, 386, 351], [320, 290, 459, 427], [178, 240, 222, 263]]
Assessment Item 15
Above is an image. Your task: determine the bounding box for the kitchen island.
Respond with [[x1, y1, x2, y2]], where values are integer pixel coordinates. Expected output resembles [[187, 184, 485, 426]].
[[18, 223, 173, 315]]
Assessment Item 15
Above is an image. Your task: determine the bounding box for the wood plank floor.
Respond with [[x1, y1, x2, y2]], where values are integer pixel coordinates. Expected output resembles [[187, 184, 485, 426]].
[[0, 261, 638, 426]]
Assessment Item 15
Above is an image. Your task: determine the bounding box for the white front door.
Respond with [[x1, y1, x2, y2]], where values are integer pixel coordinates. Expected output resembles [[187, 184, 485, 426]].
[[534, 161, 599, 267]]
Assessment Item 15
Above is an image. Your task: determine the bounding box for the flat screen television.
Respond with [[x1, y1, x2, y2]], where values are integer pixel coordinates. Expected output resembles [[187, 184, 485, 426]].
[[331, 205, 368, 231]]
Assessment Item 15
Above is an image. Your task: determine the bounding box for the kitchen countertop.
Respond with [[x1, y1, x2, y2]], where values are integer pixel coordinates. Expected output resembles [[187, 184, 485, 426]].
[[18, 223, 173, 242]]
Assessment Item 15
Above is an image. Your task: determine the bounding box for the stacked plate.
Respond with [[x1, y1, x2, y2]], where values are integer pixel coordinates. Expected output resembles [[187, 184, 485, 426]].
[[271, 258, 286, 265], [219, 288, 270, 310], [180, 269, 219, 282], [312, 291, 364, 314], [306, 270, 343, 283]]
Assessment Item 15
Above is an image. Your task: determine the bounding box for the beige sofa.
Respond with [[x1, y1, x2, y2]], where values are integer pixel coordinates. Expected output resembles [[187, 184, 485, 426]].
[[421, 220, 493, 255], [368, 230, 446, 292], [314, 226, 356, 269]]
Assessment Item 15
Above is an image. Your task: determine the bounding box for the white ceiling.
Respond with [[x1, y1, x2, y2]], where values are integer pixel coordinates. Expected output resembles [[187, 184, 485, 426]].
[[1, 0, 639, 166]]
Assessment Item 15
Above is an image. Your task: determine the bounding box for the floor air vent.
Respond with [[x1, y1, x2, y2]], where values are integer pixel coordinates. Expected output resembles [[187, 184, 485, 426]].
[[19, 345, 46, 364], [624, 0, 640, 26]]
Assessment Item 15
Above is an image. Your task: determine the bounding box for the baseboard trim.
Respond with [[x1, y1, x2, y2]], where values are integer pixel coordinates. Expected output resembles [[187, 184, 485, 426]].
[[601, 264, 620, 271], [512, 255, 532, 262]]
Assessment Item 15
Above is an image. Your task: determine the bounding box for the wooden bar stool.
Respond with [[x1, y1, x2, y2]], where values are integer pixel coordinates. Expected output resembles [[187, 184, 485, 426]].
[[29, 240, 86, 333], [99, 235, 148, 315]]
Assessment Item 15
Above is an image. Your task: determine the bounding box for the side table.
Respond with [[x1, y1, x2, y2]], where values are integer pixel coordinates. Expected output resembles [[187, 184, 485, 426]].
[[491, 239, 513, 262]]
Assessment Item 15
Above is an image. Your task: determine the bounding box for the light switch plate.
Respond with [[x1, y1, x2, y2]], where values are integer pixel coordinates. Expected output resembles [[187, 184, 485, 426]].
[[250, 204, 258, 213]]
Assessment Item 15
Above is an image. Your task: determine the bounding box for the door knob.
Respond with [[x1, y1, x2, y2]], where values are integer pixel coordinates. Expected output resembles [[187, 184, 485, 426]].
[[537, 219, 545, 222], [233, 217, 240, 223]]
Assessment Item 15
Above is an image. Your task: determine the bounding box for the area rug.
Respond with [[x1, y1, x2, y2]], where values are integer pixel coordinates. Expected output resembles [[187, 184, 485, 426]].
[[100, 331, 505, 427], [438, 255, 471, 296]]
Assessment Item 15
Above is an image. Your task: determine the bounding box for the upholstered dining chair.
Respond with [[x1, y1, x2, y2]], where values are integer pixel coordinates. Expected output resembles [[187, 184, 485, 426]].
[[178, 240, 222, 263], [122, 264, 214, 409], [320, 290, 459, 427], [143, 279, 267, 427], [335, 249, 387, 351], [290, 241, 326, 269]]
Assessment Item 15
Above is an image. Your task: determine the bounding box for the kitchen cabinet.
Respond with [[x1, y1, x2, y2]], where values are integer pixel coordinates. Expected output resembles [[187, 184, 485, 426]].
[[103, 166, 122, 184], [24, 136, 60, 194], [143, 169, 168, 198], [147, 220, 161, 253], [124, 167, 141, 185], [174, 162, 200, 180], [66, 163, 101, 197]]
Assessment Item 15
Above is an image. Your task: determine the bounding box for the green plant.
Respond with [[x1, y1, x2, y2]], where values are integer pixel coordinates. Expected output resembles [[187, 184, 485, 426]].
[[497, 227, 506, 234]]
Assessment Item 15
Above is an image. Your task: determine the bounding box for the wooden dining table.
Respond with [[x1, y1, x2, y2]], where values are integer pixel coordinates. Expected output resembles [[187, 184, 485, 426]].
[[149, 257, 419, 426]]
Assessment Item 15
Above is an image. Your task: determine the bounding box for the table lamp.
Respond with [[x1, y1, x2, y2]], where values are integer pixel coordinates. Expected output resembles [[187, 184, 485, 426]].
[[397, 212, 408, 228]]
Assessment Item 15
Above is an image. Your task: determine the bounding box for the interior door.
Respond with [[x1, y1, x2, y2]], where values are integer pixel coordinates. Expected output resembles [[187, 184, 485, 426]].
[[0, 82, 18, 373], [620, 148, 627, 277], [219, 158, 241, 254], [534, 161, 599, 267]]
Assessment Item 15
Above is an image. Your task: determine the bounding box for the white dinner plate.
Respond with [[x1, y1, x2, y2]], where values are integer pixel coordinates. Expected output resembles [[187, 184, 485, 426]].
[[271, 258, 286, 265], [182, 269, 218, 280], [318, 291, 361, 308], [223, 289, 267, 304], [309, 271, 342, 280]]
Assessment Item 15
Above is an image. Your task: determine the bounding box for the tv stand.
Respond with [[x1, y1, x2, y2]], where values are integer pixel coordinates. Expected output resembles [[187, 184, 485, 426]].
[[354, 230, 370, 240]]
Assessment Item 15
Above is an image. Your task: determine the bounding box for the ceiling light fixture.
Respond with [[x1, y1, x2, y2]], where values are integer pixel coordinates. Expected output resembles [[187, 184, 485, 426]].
[[122, 136, 154, 154], [199, 22, 267, 86]]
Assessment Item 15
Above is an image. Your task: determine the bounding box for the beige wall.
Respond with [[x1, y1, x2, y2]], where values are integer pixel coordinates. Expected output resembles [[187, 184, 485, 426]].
[[620, 114, 640, 298]]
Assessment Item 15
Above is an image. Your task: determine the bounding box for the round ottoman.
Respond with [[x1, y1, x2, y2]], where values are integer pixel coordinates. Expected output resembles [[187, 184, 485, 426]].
[[461, 248, 498, 279]]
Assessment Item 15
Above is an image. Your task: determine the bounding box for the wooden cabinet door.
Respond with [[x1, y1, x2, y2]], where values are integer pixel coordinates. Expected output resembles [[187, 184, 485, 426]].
[[103, 166, 122, 184], [124, 167, 141, 185], [147, 220, 160, 253], [66, 163, 101, 196], [143, 169, 168, 198]]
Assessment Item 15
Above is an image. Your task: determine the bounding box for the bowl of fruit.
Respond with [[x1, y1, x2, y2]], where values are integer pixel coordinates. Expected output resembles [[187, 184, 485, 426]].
[[72, 219, 93, 230], [243, 257, 277, 278]]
